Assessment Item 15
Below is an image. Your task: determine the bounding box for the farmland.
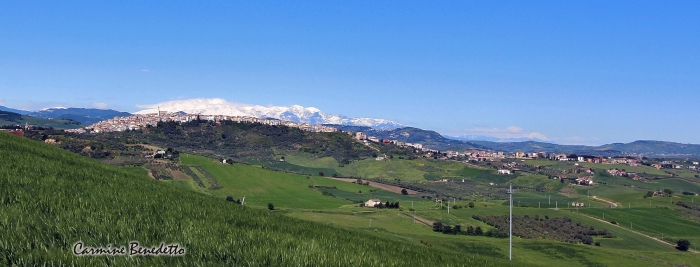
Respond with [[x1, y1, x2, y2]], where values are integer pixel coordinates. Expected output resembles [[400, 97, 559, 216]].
[[0, 131, 518, 266], [7, 127, 700, 266]]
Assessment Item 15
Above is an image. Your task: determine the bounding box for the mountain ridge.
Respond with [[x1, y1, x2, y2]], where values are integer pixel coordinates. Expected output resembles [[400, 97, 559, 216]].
[[326, 125, 700, 157], [135, 98, 404, 129]]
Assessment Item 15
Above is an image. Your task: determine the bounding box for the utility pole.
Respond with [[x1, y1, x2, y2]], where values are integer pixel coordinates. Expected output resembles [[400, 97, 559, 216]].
[[549, 195, 551, 205], [412, 201, 413, 208], [448, 199, 450, 214], [369, 219, 372, 227], [556, 201, 558, 209], [508, 183, 513, 261], [413, 211, 416, 224]]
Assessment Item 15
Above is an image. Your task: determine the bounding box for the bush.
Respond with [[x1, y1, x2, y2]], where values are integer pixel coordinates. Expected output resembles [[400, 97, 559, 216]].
[[677, 239, 690, 251], [594, 242, 600, 247], [610, 220, 617, 225], [268, 203, 275, 210]]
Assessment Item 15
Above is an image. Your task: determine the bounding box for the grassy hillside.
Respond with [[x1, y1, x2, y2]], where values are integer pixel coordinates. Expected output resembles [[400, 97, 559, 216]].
[[180, 154, 354, 209], [0, 132, 519, 266]]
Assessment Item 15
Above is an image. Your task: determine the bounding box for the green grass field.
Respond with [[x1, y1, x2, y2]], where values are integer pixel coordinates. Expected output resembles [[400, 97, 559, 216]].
[[1, 132, 520, 266], [337, 158, 428, 181], [578, 208, 700, 247], [181, 155, 353, 209]]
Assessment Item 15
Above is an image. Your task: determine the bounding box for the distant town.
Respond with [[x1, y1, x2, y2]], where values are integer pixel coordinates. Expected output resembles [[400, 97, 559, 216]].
[[58, 111, 700, 177]]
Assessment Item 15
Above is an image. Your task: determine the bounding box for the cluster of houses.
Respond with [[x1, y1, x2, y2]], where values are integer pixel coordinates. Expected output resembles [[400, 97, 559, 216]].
[[651, 160, 698, 170], [351, 132, 425, 151], [574, 177, 594, 186], [66, 112, 339, 134]]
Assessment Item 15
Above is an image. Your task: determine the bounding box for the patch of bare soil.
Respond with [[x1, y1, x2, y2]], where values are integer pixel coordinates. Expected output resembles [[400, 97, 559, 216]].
[[168, 169, 190, 180]]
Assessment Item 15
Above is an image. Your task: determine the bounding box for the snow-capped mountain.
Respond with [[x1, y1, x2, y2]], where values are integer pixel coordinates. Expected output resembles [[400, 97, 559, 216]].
[[135, 98, 404, 129]]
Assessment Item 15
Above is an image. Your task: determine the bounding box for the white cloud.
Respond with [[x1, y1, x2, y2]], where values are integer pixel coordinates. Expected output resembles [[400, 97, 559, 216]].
[[92, 102, 108, 109], [0, 98, 4, 106], [462, 126, 549, 140], [141, 69, 150, 72]]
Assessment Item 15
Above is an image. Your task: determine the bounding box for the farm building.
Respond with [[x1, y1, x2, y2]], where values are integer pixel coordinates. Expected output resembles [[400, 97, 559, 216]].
[[365, 199, 381, 208]]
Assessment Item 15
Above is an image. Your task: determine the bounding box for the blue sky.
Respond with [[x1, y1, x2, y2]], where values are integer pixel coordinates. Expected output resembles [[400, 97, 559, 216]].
[[1, 1, 699, 145]]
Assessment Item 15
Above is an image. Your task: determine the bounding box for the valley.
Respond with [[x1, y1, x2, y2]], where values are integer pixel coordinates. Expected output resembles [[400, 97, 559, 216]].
[[4, 119, 700, 266]]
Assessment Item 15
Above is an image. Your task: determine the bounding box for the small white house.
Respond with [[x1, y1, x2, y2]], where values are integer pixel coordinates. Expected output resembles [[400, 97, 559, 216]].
[[365, 199, 381, 208], [498, 169, 511, 175]]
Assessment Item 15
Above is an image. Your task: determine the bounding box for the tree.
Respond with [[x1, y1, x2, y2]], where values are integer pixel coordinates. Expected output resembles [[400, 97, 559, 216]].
[[474, 226, 483, 236], [442, 225, 453, 234], [225, 196, 234, 202], [466, 226, 475, 235], [469, 202, 475, 208], [663, 189, 673, 197], [401, 188, 408, 195], [319, 172, 325, 176], [432, 222, 444, 232], [453, 225, 462, 234], [268, 203, 275, 210], [677, 239, 690, 251]]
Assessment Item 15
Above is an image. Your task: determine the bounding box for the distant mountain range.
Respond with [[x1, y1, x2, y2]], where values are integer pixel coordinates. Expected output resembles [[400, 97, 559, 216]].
[[0, 106, 131, 125], [327, 125, 700, 157], [4, 102, 700, 157], [135, 98, 404, 129], [0, 110, 82, 130], [446, 134, 548, 143]]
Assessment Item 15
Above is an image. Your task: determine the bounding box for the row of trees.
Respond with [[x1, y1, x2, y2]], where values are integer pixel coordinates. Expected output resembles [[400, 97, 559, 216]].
[[431, 222, 508, 238], [376, 201, 400, 209]]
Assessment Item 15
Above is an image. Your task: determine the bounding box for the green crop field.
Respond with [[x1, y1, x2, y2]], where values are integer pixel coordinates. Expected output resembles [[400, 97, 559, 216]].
[[337, 158, 428, 181], [578, 208, 700, 246], [582, 163, 669, 176], [511, 174, 564, 191], [278, 152, 339, 169], [180, 154, 353, 209], [502, 191, 578, 208], [1, 132, 524, 266]]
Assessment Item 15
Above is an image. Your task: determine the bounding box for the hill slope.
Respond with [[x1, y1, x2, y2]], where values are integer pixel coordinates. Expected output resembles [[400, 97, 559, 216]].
[[0, 132, 517, 266], [30, 107, 131, 125], [0, 110, 82, 129], [329, 125, 700, 156]]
